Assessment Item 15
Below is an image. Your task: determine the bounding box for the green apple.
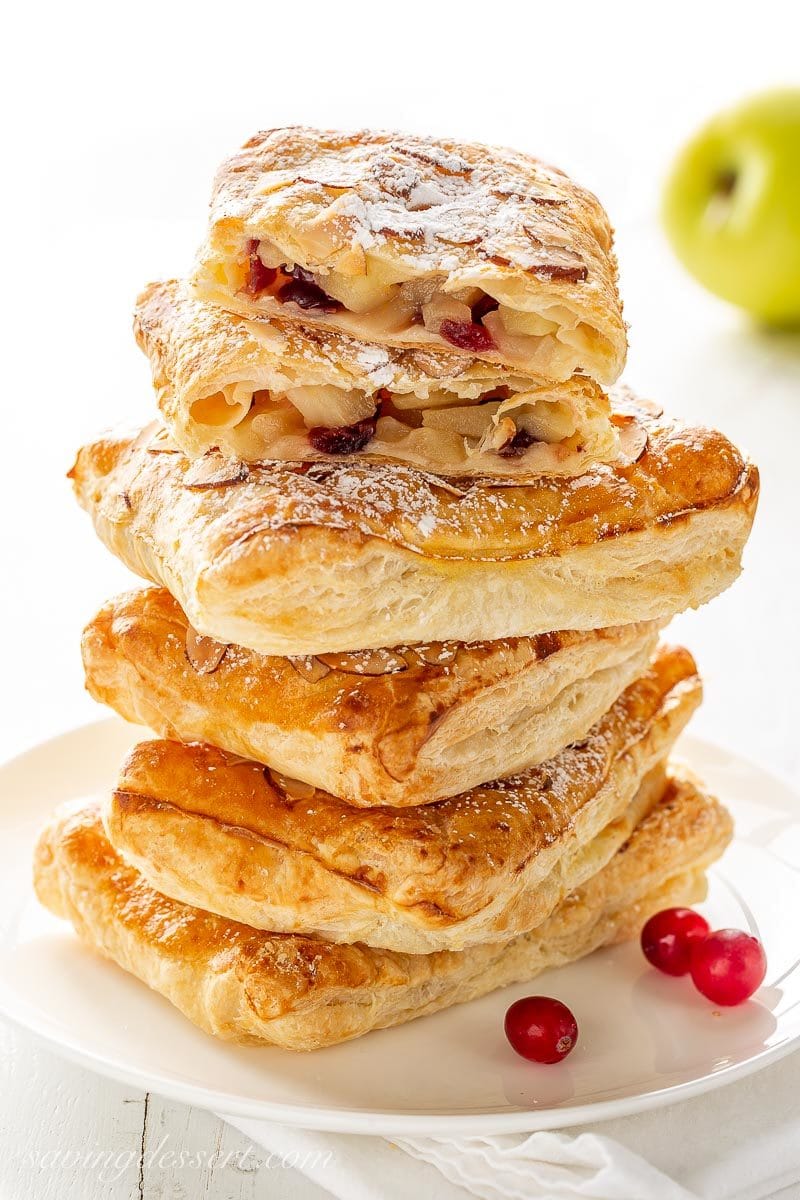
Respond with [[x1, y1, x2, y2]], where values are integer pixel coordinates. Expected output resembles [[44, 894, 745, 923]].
[[662, 89, 800, 325]]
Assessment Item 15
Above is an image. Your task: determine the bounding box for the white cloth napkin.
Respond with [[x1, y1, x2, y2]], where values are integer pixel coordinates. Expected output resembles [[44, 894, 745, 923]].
[[221, 1048, 800, 1200]]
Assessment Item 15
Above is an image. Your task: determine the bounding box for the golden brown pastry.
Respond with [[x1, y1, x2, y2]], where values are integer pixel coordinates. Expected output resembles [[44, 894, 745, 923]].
[[102, 647, 700, 952], [83, 588, 661, 807], [191, 128, 627, 384], [34, 772, 731, 1050], [68, 398, 759, 656], [134, 281, 629, 480]]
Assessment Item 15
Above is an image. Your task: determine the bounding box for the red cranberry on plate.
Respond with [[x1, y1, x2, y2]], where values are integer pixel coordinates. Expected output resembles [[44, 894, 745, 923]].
[[689, 929, 767, 1006], [640, 907, 710, 976], [504, 996, 578, 1064]]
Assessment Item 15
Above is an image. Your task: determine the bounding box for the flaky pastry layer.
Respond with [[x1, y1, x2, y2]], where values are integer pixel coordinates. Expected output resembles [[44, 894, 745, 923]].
[[68, 396, 759, 655], [83, 588, 660, 806], [34, 772, 731, 1050], [191, 128, 627, 383], [135, 281, 624, 479], [102, 648, 701, 952]]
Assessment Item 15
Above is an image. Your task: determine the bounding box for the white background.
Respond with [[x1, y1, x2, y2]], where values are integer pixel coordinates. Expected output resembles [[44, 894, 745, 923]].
[[2, 1, 800, 1196]]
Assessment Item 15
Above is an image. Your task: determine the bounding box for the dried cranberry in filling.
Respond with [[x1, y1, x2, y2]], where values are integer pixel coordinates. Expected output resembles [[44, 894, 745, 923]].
[[287, 265, 316, 284], [308, 411, 379, 455], [498, 428, 537, 457], [471, 294, 499, 323], [278, 264, 342, 313], [439, 319, 496, 353], [243, 240, 277, 295]]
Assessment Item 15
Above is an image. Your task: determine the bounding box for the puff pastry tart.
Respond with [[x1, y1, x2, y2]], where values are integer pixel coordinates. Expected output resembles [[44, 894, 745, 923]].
[[101, 647, 700, 953], [84, 588, 660, 807], [190, 128, 626, 383], [135, 281, 630, 480], [68, 398, 759, 656], [34, 773, 731, 1050]]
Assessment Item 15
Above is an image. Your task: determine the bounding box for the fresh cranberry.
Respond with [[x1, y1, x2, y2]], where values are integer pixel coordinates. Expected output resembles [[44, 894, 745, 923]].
[[244, 240, 277, 295], [439, 319, 496, 353], [640, 907, 710, 976], [278, 265, 342, 313], [471, 294, 500, 323], [504, 996, 578, 1064], [308, 412, 378, 455], [689, 929, 767, 1005], [498, 428, 537, 458]]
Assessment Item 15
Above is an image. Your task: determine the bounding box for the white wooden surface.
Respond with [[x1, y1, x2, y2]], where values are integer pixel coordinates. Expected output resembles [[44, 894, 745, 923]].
[[3, 3, 800, 1197], [0, 1024, 332, 1199]]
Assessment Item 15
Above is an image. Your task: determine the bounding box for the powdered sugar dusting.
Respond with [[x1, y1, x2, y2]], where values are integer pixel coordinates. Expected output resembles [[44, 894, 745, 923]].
[[213, 128, 613, 282]]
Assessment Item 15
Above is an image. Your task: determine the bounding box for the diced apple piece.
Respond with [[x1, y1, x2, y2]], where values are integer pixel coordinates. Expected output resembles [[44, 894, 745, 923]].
[[556, 321, 598, 355], [249, 404, 303, 445], [320, 270, 400, 313], [481, 312, 577, 378], [422, 402, 501, 439], [421, 297, 473, 333], [256, 241, 285, 270], [399, 276, 448, 308], [448, 286, 484, 306], [499, 396, 576, 443], [497, 306, 558, 337], [348, 296, 417, 335], [389, 388, 473, 412], [284, 385, 376, 428]]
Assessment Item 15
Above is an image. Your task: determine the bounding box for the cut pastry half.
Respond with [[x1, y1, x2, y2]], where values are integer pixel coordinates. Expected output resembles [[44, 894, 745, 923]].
[[68, 396, 759, 656], [101, 647, 701, 953], [191, 128, 627, 383], [83, 588, 661, 806], [34, 771, 732, 1050], [135, 281, 632, 479]]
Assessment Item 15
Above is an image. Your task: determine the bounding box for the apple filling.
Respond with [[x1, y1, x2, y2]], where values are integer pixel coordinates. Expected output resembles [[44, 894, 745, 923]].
[[230, 239, 601, 379], [186, 378, 625, 477]]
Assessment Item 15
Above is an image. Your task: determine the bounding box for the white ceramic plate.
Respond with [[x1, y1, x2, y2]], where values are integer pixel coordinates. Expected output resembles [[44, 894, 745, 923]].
[[1, 720, 799, 1136]]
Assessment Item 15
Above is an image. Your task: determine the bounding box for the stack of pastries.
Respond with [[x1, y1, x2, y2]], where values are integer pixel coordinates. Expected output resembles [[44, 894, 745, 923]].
[[35, 129, 758, 1051]]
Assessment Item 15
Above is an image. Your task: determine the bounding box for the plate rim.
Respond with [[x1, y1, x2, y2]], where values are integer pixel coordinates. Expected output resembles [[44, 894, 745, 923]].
[[1, 718, 799, 1136]]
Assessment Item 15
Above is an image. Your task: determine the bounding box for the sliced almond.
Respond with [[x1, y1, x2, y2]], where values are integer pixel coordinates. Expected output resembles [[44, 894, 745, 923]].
[[266, 768, 316, 800], [477, 415, 517, 454], [403, 348, 469, 379], [287, 655, 332, 683], [398, 145, 472, 176], [318, 648, 410, 676], [613, 387, 664, 421], [295, 175, 354, 191], [407, 643, 459, 667], [613, 414, 649, 465], [222, 754, 262, 769], [183, 455, 250, 490], [145, 426, 180, 454], [185, 628, 228, 674]]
